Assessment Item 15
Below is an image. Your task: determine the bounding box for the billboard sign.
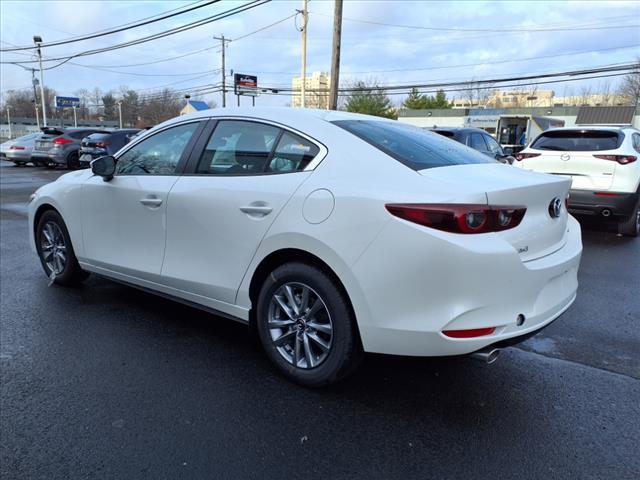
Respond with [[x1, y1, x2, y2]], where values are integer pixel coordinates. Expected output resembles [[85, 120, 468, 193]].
[[55, 96, 80, 109], [234, 74, 258, 96]]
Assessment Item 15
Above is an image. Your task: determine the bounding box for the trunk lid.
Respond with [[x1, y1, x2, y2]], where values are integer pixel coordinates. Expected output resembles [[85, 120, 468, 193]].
[[520, 151, 616, 190], [419, 164, 571, 261], [35, 128, 65, 152]]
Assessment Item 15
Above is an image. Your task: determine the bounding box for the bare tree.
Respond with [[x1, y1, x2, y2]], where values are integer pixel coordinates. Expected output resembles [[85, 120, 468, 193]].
[[578, 85, 593, 106], [618, 63, 640, 106], [598, 79, 613, 106]]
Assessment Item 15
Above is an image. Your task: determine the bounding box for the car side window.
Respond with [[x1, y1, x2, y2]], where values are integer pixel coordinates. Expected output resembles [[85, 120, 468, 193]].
[[267, 131, 320, 173], [116, 122, 199, 176], [469, 133, 488, 151], [633, 133, 640, 154], [483, 135, 503, 155], [196, 120, 281, 175]]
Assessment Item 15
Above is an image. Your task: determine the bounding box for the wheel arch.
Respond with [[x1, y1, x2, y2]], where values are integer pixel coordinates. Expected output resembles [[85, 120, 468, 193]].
[[246, 248, 362, 343], [33, 203, 60, 237]]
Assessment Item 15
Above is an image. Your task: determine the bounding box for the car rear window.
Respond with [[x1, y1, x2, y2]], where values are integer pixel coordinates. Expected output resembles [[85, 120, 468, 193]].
[[333, 120, 494, 170], [530, 130, 623, 151], [86, 133, 111, 141], [432, 130, 455, 138]]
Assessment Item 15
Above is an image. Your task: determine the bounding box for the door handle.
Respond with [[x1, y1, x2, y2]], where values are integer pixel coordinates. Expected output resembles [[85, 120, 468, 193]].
[[239, 204, 273, 216], [140, 196, 163, 207]]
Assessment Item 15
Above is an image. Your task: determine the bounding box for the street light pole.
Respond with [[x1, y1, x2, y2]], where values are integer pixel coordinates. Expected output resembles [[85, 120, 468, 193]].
[[6, 107, 12, 139], [72, 106, 77, 127], [117, 101, 123, 128], [33, 36, 47, 127]]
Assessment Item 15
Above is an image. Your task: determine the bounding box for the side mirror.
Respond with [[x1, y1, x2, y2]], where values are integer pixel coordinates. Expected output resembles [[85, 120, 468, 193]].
[[91, 155, 116, 181]]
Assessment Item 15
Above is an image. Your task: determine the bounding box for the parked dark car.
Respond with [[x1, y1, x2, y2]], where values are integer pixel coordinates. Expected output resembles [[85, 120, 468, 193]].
[[430, 127, 515, 164], [32, 127, 109, 169], [79, 129, 141, 166]]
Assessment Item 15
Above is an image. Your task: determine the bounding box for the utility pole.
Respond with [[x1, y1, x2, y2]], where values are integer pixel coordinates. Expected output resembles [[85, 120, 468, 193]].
[[72, 106, 77, 127], [33, 36, 47, 127], [299, 0, 308, 108], [329, 0, 343, 110], [213, 35, 231, 107], [117, 101, 123, 128]]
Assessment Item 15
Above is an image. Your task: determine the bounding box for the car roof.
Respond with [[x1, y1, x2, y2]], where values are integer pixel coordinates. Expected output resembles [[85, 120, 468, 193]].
[[430, 127, 488, 134], [542, 126, 637, 133], [157, 107, 396, 128]]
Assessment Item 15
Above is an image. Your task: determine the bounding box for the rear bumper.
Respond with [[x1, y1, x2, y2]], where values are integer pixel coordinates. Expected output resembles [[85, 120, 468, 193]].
[[31, 151, 66, 165], [350, 215, 582, 357], [568, 189, 638, 218], [5, 151, 32, 161]]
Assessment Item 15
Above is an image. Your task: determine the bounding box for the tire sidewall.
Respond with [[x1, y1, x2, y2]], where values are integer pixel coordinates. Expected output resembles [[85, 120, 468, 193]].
[[35, 210, 80, 284], [256, 262, 358, 386]]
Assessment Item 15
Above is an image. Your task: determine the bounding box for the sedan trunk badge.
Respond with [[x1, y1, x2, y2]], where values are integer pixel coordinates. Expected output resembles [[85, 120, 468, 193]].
[[549, 197, 563, 218]]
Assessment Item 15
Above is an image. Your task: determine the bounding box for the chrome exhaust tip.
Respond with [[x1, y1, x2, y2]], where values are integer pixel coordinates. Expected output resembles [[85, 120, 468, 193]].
[[469, 348, 501, 364], [602, 209, 612, 217]]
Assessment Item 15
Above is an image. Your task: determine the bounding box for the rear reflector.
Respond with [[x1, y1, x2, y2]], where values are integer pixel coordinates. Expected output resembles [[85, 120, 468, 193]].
[[593, 154, 637, 165], [53, 137, 73, 145], [385, 204, 526, 234], [10, 146, 26, 150], [443, 327, 496, 338], [594, 192, 619, 197], [515, 153, 540, 161]]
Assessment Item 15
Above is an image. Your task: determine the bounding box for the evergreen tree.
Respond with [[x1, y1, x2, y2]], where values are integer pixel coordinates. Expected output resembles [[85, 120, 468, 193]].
[[344, 81, 396, 119]]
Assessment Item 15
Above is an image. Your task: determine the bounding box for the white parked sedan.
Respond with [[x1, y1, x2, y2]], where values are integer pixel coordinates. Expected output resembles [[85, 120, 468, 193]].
[[28, 108, 582, 386]]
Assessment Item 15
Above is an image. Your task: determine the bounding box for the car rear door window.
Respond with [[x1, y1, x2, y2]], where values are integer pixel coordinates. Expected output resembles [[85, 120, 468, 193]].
[[268, 132, 319, 172], [196, 120, 281, 175], [530, 130, 623, 151], [333, 120, 494, 170], [116, 122, 199, 175]]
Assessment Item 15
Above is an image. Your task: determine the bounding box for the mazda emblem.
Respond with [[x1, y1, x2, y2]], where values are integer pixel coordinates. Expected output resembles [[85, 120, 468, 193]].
[[549, 197, 563, 218], [560, 154, 570, 161]]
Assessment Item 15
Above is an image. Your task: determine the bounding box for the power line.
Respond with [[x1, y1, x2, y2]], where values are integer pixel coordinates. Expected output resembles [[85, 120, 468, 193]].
[[0, 1, 220, 52], [311, 11, 640, 33], [1, 0, 271, 67]]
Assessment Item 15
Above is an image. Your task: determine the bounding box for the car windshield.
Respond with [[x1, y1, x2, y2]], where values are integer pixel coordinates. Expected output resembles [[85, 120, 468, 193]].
[[530, 130, 623, 151], [432, 130, 456, 138], [333, 120, 494, 170]]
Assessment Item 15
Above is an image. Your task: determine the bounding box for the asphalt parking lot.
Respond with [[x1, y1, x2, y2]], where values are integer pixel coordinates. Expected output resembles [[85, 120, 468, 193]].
[[1, 160, 638, 480]]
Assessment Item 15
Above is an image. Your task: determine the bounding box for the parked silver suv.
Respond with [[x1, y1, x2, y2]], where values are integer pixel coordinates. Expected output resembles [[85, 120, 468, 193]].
[[32, 127, 108, 169]]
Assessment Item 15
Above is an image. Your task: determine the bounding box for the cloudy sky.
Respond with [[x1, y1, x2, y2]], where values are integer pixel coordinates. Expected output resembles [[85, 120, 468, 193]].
[[1, 0, 639, 107]]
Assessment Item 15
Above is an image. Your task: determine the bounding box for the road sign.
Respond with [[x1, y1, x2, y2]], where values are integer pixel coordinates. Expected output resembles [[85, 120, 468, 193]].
[[234, 74, 258, 96], [54, 96, 80, 109]]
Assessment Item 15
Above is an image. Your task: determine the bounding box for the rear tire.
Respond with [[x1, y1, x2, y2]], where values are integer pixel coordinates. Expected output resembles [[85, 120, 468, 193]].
[[619, 200, 639, 237], [36, 210, 89, 286], [256, 262, 363, 387], [66, 151, 80, 170]]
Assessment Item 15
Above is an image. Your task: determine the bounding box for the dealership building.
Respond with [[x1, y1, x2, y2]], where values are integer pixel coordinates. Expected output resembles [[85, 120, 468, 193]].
[[397, 105, 640, 134]]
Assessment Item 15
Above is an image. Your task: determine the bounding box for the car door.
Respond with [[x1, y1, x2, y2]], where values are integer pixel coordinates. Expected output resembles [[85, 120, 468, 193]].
[[483, 134, 509, 161], [161, 119, 322, 305], [81, 121, 204, 280]]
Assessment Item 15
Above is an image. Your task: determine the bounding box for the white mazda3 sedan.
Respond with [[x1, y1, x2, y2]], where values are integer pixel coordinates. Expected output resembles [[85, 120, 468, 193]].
[[28, 108, 582, 386]]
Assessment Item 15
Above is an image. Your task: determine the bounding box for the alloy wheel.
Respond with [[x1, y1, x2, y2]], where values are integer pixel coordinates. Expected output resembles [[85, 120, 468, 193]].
[[40, 221, 67, 275], [267, 282, 333, 369]]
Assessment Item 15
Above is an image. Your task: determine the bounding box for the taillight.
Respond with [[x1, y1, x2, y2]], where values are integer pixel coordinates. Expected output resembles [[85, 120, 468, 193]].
[[515, 153, 540, 161], [53, 137, 73, 145], [95, 141, 111, 148], [593, 154, 636, 165], [385, 204, 527, 234], [443, 327, 496, 338], [10, 145, 26, 150]]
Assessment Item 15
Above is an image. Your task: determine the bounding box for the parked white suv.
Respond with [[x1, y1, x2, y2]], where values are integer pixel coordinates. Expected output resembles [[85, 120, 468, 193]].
[[515, 126, 640, 237]]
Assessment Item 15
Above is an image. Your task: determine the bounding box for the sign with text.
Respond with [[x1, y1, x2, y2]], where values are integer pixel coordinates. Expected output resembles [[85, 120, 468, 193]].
[[234, 74, 258, 96], [55, 96, 80, 109]]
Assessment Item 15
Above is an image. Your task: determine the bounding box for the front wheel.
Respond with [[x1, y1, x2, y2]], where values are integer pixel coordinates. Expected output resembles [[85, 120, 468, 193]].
[[256, 262, 363, 387], [36, 210, 89, 285]]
